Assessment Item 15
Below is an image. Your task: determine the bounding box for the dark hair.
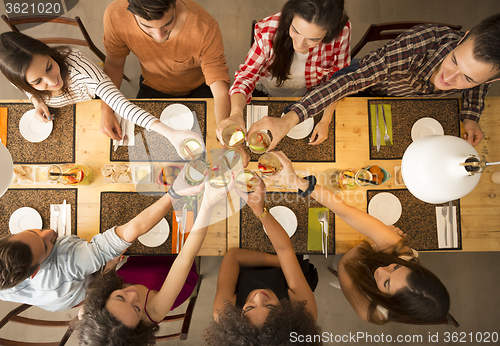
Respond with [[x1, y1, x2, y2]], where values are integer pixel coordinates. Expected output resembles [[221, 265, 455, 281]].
[[465, 13, 500, 79], [76, 272, 159, 346], [127, 0, 176, 21], [269, 0, 348, 86], [203, 299, 322, 346], [0, 236, 38, 289], [344, 240, 450, 325], [0, 32, 71, 103]]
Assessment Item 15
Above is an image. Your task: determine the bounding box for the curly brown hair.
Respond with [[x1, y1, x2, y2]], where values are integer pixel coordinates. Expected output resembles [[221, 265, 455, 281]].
[[344, 240, 450, 325], [76, 272, 159, 346], [0, 236, 38, 289], [203, 299, 322, 346]]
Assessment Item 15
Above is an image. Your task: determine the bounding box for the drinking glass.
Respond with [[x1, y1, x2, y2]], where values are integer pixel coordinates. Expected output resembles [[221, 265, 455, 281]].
[[209, 164, 232, 188], [247, 131, 271, 154], [180, 138, 204, 160], [184, 160, 208, 186], [235, 169, 260, 193], [221, 124, 245, 148], [258, 152, 282, 176], [48, 164, 94, 185]]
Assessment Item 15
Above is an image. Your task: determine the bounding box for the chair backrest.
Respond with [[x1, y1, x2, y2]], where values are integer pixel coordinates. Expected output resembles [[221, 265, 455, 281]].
[[1, 15, 130, 82], [352, 21, 462, 58], [250, 20, 257, 47], [0, 304, 76, 346], [155, 274, 203, 341]]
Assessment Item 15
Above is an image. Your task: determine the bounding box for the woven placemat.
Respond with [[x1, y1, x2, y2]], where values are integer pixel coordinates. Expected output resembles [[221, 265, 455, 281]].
[[368, 99, 460, 159], [246, 101, 335, 162], [2, 103, 75, 164], [366, 189, 461, 250], [100, 191, 175, 255], [0, 188, 77, 237], [110, 101, 207, 162], [240, 192, 335, 254]]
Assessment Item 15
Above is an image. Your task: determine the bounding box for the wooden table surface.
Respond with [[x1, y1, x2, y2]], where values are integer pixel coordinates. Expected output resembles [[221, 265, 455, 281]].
[[228, 97, 500, 253], [6, 98, 226, 256]]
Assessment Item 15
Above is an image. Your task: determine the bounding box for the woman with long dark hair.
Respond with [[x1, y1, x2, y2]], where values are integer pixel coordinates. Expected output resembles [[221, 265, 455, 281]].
[[0, 31, 202, 153], [270, 151, 450, 325], [218, 0, 350, 147]]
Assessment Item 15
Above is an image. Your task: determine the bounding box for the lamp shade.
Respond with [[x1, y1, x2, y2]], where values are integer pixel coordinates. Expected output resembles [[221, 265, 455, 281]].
[[401, 135, 480, 204], [0, 143, 13, 198]]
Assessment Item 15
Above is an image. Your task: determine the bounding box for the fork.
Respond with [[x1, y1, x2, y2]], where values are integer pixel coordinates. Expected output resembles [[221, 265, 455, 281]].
[[319, 211, 329, 258], [53, 205, 60, 233], [318, 211, 325, 254], [441, 203, 448, 247], [381, 105, 391, 145]]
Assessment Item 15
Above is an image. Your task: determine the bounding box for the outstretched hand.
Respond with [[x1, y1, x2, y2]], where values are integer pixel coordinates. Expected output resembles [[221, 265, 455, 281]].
[[247, 111, 299, 151], [100, 110, 123, 140], [462, 119, 484, 146], [235, 176, 266, 214]]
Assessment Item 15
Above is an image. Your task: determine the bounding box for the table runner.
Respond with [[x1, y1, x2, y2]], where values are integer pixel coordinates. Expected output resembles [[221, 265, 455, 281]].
[[1, 103, 75, 164], [239, 192, 335, 254], [110, 101, 207, 162], [367, 99, 460, 160], [246, 101, 335, 162], [366, 189, 461, 250], [0, 188, 77, 237]]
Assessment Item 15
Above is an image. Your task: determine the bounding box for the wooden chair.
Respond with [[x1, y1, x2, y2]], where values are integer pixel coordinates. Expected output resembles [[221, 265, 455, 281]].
[[1, 15, 130, 82], [351, 21, 462, 58], [250, 20, 258, 47], [327, 267, 459, 327], [0, 304, 76, 346], [156, 273, 203, 341]]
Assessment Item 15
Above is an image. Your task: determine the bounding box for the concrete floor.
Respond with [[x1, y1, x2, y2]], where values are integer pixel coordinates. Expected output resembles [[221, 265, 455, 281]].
[[1, 0, 500, 345]]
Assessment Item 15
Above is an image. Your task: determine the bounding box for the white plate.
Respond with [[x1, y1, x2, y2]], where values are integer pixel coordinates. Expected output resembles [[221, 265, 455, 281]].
[[368, 193, 402, 225], [19, 109, 53, 143], [9, 207, 43, 234], [138, 218, 170, 247], [263, 206, 297, 237], [0, 144, 14, 196], [411, 117, 444, 141], [285, 116, 315, 139], [160, 104, 194, 130]]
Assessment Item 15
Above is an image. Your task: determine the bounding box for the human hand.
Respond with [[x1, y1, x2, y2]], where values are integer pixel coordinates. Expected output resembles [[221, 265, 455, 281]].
[[387, 225, 406, 238], [462, 119, 484, 146], [201, 175, 235, 209], [100, 109, 123, 141], [269, 151, 299, 187], [247, 111, 299, 151], [235, 176, 266, 215], [32, 99, 53, 123], [171, 164, 207, 197], [102, 249, 127, 274], [309, 120, 329, 145], [216, 113, 245, 144], [170, 129, 205, 159]]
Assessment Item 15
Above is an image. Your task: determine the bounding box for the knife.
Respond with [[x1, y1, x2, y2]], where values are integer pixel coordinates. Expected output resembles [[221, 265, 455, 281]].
[[175, 211, 181, 253], [324, 212, 329, 258], [181, 205, 188, 250], [375, 105, 381, 152], [61, 199, 67, 236], [448, 201, 454, 247]]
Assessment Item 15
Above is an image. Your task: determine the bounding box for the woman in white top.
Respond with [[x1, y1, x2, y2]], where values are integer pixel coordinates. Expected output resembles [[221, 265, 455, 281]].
[[271, 151, 451, 325], [0, 32, 202, 154]]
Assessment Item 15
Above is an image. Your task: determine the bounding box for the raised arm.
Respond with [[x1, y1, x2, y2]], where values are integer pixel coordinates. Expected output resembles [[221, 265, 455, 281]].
[[101, 55, 127, 140]]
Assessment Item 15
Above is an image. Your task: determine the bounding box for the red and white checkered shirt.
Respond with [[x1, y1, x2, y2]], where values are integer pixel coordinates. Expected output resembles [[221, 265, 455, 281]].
[[230, 13, 351, 103]]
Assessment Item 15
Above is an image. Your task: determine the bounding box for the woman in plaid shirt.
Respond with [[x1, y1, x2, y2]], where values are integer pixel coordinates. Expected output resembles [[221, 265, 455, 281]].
[[218, 0, 351, 152]]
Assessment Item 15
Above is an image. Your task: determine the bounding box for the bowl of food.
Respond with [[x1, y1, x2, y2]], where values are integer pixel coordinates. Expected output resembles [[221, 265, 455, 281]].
[[365, 165, 391, 185], [157, 165, 182, 186]]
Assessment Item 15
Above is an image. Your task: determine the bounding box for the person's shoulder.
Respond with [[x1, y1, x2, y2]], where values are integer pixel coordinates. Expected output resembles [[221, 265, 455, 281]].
[[255, 12, 280, 35], [184, 0, 218, 27], [402, 24, 462, 43], [104, 0, 130, 22]]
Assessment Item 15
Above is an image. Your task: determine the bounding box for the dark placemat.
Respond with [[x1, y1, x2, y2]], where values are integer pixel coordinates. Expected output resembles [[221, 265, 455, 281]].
[[246, 101, 335, 162], [366, 189, 461, 250], [0, 188, 77, 237], [368, 99, 460, 160], [240, 193, 335, 254], [2, 103, 76, 164], [110, 101, 207, 162], [100, 191, 174, 255]]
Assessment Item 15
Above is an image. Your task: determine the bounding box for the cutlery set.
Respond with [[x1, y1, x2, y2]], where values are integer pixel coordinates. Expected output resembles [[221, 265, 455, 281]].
[[317, 210, 329, 258], [52, 199, 69, 236], [175, 207, 188, 253], [374, 104, 391, 152], [441, 201, 454, 248]]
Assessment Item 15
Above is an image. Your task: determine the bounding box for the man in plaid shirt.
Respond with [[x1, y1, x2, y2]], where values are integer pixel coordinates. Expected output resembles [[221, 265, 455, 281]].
[[249, 14, 500, 147]]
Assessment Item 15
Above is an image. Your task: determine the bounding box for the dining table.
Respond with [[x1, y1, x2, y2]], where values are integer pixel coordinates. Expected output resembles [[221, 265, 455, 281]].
[[1, 96, 499, 256]]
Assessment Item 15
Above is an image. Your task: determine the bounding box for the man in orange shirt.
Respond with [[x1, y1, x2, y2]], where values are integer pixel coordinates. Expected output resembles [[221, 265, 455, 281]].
[[100, 0, 231, 140]]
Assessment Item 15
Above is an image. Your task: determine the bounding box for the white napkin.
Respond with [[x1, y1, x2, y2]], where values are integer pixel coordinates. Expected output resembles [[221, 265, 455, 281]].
[[246, 105, 268, 132], [436, 206, 458, 248], [112, 113, 135, 147], [50, 204, 71, 237]]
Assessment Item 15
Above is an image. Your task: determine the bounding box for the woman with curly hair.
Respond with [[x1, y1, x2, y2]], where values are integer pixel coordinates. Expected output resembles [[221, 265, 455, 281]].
[[76, 177, 231, 346], [204, 178, 321, 346], [0, 31, 202, 151], [218, 0, 350, 151], [270, 151, 450, 325]]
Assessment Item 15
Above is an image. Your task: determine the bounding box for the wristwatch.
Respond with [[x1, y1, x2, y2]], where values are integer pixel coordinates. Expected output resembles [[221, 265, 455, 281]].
[[298, 175, 317, 197], [255, 205, 269, 219]]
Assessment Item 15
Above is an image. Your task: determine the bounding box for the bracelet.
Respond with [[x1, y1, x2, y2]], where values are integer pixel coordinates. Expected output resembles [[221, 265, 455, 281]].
[[255, 205, 269, 219], [298, 175, 317, 197], [168, 186, 183, 200]]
